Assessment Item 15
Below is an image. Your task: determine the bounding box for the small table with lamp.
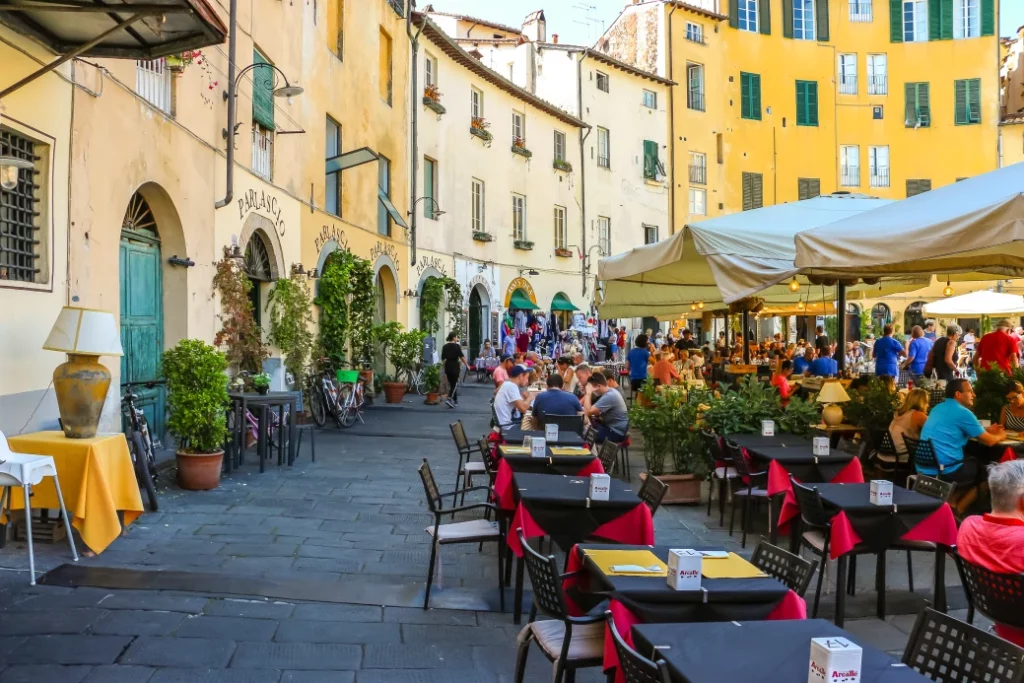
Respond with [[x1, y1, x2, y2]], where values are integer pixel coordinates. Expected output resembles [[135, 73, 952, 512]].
[[814, 380, 861, 447]]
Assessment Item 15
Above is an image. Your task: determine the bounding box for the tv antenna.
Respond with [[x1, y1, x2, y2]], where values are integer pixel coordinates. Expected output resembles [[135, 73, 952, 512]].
[[572, 2, 605, 45]]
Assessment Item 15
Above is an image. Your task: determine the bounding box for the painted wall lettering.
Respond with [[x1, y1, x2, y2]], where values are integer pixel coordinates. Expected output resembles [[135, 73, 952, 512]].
[[314, 223, 349, 255], [238, 189, 287, 237], [370, 241, 400, 272], [415, 255, 449, 278]]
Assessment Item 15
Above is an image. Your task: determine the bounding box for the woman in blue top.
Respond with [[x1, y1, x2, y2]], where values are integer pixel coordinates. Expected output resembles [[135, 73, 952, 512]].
[[626, 334, 651, 389], [904, 325, 934, 381], [872, 324, 906, 378]]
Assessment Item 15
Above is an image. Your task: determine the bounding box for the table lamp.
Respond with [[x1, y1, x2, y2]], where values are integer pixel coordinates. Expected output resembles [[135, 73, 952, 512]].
[[43, 306, 124, 438], [816, 379, 852, 427]]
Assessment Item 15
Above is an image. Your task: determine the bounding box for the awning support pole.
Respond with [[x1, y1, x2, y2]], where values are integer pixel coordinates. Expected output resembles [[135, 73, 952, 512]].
[[837, 283, 847, 373], [0, 12, 147, 99], [742, 309, 750, 364]]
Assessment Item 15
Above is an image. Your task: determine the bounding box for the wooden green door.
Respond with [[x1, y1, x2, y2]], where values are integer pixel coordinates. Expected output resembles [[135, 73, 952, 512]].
[[119, 193, 165, 441]]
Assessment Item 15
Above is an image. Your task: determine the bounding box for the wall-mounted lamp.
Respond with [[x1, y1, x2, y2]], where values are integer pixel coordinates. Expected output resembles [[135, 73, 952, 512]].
[[307, 268, 320, 279], [0, 155, 33, 191], [403, 288, 419, 298], [168, 256, 195, 268], [291, 263, 307, 276], [518, 269, 540, 277]]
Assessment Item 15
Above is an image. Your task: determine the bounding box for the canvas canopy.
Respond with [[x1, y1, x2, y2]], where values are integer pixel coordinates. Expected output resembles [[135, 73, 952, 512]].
[[508, 290, 538, 310], [923, 290, 1024, 317], [597, 195, 922, 318], [793, 163, 1024, 280], [551, 292, 578, 311]]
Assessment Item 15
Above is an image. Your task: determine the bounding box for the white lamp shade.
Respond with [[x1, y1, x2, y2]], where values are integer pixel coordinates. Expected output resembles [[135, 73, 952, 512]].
[[43, 307, 123, 357], [816, 379, 851, 404]]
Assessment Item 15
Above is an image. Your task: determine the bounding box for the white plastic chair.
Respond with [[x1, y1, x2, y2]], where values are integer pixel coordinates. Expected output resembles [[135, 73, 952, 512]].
[[0, 430, 79, 584]]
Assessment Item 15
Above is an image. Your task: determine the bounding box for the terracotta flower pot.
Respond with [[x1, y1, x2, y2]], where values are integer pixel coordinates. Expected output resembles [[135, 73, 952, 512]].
[[382, 381, 406, 404], [176, 451, 223, 490], [425, 392, 440, 405], [639, 472, 702, 505]]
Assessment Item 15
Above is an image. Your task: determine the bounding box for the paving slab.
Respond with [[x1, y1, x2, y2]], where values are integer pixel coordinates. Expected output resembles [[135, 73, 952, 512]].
[[120, 637, 236, 668], [174, 616, 279, 642], [90, 610, 187, 637], [0, 665, 94, 683], [81, 666, 157, 683], [6, 635, 132, 665], [229, 643, 361, 670]]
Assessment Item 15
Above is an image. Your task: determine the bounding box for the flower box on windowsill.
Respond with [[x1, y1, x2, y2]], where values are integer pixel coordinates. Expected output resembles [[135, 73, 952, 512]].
[[473, 231, 494, 242], [554, 248, 574, 258], [514, 239, 534, 251], [511, 145, 532, 159], [470, 126, 493, 142], [422, 97, 447, 116], [553, 159, 573, 172]]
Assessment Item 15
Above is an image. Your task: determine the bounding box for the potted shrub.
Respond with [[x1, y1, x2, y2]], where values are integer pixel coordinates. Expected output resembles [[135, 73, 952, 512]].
[[163, 339, 229, 490], [632, 385, 706, 504], [252, 372, 271, 395], [423, 363, 441, 404], [844, 377, 902, 433], [381, 326, 427, 404]]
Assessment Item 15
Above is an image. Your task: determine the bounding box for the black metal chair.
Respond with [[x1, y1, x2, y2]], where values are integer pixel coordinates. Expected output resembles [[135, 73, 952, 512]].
[[750, 540, 815, 596], [513, 528, 606, 683], [582, 425, 598, 450], [542, 413, 585, 437], [418, 459, 504, 611], [450, 421, 487, 504], [903, 607, 1024, 683], [618, 420, 633, 481], [637, 474, 668, 515], [607, 610, 673, 683], [891, 474, 956, 593], [954, 552, 1024, 633], [597, 440, 619, 476], [724, 441, 769, 548], [903, 435, 945, 478], [702, 430, 735, 526]]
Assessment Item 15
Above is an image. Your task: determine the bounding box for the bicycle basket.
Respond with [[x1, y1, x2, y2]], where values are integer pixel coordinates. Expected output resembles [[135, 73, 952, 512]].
[[336, 370, 360, 384]]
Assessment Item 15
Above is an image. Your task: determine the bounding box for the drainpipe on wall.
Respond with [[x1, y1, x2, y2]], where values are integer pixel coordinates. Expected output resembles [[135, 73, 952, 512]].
[[407, 2, 424, 267], [578, 50, 591, 300], [215, 0, 239, 209], [667, 2, 678, 231]]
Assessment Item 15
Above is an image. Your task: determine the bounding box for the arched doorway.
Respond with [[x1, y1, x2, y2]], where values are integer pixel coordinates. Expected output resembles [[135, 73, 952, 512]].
[[846, 303, 861, 342], [871, 303, 891, 334], [373, 265, 397, 375], [904, 301, 926, 333], [243, 230, 274, 330], [469, 285, 489, 362], [119, 192, 165, 438]]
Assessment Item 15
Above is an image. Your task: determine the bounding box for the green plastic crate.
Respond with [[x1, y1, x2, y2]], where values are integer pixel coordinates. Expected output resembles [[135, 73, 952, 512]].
[[336, 370, 360, 384]]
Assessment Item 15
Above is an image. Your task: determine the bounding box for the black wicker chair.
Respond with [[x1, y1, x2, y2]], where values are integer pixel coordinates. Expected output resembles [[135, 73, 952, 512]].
[[607, 610, 673, 683], [724, 441, 769, 548], [903, 435, 945, 478], [954, 552, 1024, 634], [597, 440, 619, 476], [750, 540, 815, 595], [637, 474, 669, 515], [903, 608, 1024, 683]]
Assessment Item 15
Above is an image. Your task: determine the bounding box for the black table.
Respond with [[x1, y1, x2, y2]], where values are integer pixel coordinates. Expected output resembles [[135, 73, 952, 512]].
[[502, 426, 584, 447], [725, 434, 813, 450], [633, 620, 930, 683], [228, 391, 300, 472], [500, 451, 597, 475], [571, 544, 793, 624]]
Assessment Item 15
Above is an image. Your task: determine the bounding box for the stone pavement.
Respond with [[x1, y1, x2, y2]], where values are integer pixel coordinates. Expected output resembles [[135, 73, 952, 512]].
[[0, 381, 988, 682]]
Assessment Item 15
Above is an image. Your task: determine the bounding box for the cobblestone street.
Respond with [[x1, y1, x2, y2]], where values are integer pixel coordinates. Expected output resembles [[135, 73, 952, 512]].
[[0, 382, 983, 682]]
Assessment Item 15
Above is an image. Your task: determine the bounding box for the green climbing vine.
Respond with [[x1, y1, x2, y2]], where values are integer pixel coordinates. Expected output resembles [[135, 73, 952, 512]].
[[266, 274, 315, 383], [444, 278, 464, 337], [420, 277, 445, 335], [349, 257, 376, 366], [314, 250, 377, 369], [212, 248, 268, 374]]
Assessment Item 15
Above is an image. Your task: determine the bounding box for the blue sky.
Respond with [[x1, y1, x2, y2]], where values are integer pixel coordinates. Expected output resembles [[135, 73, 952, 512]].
[[423, 1, 1022, 45]]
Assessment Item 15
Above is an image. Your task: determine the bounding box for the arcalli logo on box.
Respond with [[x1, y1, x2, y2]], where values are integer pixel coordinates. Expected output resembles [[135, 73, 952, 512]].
[[677, 569, 699, 578], [810, 661, 827, 681], [833, 670, 859, 682]]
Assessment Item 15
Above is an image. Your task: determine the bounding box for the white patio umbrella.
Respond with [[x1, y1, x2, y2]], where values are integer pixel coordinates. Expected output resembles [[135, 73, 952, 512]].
[[923, 290, 1024, 317]]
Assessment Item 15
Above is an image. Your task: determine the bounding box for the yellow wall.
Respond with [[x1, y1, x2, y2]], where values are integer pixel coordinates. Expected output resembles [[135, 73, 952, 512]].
[[1003, 121, 1024, 166]]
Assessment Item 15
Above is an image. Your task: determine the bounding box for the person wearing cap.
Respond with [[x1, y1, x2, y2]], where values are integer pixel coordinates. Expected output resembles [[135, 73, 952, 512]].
[[492, 354, 514, 389], [494, 365, 533, 428], [975, 319, 1020, 374]]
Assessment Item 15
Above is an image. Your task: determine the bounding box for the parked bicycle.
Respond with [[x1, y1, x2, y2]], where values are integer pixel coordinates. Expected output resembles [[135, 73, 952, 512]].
[[407, 363, 426, 396], [121, 381, 160, 512]]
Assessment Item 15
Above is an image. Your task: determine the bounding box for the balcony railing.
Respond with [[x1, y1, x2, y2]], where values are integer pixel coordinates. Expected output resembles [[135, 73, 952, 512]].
[[849, 1, 872, 21], [839, 75, 857, 95], [868, 75, 888, 95], [597, 155, 610, 168], [136, 59, 172, 114], [252, 126, 273, 181], [688, 164, 706, 185], [687, 90, 705, 112], [870, 167, 891, 188], [840, 166, 860, 187]]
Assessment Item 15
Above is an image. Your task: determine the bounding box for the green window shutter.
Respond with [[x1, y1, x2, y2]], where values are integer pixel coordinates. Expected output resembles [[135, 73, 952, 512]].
[[954, 79, 967, 124], [643, 140, 658, 179], [783, 0, 794, 38], [964, 78, 981, 124], [759, 0, 772, 34], [981, 0, 994, 35], [752, 74, 762, 120], [816, 0, 829, 42], [890, 0, 903, 42], [252, 50, 275, 131], [808, 82, 818, 125], [796, 81, 806, 125], [928, 0, 941, 40], [918, 83, 930, 126], [904, 83, 916, 126], [729, 0, 740, 28], [940, 0, 953, 39], [741, 74, 750, 118]]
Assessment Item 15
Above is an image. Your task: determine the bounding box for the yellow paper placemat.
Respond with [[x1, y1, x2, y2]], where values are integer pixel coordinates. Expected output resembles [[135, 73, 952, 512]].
[[701, 553, 768, 579], [551, 447, 593, 456], [583, 549, 668, 577], [501, 446, 531, 454]]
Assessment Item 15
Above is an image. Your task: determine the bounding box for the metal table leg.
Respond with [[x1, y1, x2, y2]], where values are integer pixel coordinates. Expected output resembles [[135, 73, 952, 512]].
[[257, 405, 268, 474], [934, 547, 948, 613], [513, 555, 525, 625]]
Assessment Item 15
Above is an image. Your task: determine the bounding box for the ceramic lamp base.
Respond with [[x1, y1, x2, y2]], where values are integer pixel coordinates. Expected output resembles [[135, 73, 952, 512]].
[[821, 403, 844, 427], [53, 354, 110, 438]]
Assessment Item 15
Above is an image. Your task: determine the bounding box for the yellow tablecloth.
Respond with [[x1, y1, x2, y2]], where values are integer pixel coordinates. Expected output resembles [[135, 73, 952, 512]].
[[700, 553, 767, 579], [550, 447, 592, 456], [583, 549, 668, 576], [6, 431, 145, 553]]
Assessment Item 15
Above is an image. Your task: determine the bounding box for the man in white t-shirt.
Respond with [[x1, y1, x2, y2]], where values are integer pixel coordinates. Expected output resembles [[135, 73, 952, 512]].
[[494, 365, 533, 428]]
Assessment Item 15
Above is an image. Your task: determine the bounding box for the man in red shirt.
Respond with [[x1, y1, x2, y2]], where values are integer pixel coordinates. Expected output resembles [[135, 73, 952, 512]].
[[957, 460, 1024, 646], [974, 319, 1020, 374]]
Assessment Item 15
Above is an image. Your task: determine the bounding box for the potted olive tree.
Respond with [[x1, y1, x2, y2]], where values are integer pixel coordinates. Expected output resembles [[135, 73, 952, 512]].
[[163, 339, 230, 490]]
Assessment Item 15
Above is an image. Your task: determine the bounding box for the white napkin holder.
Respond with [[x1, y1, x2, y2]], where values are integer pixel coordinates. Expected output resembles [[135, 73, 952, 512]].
[[523, 436, 532, 450], [530, 436, 547, 458], [809, 637, 862, 683], [546, 423, 560, 441], [589, 473, 610, 501], [869, 480, 893, 506], [812, 437, 830, 456], [762, 420, 775, 436], [666, 549, 702, 591]]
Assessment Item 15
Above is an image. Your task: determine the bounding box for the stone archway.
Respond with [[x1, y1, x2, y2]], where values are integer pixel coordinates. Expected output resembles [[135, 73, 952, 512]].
[[239, 213, 286, 281], [134, 181, 187, 348]]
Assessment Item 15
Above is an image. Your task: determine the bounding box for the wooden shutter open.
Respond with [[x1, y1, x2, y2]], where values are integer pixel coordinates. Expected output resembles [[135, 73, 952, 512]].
[[928, 0, 941, 40], [729, 0, 740, 28], [796, 81, 807, 125], [816, 0, 829, 41], [808, 82, 818, 125], [917, 83, 930, 126], [643, 140, 658, 179], [741, 73, 752, 118], [904, 83, 916, 126], [751, 74, 762, 119], [954, 79, 967, 124], [783, 0, 794, 38], [981, 0, 994, 35], [742, 172, 754, 211], [968, 79, 981, 124], [940, 0, 953, 39], [759, 0, 772, 34], [252, 50, 276, 130], [751, 173, 764, 208], [890, 0, 903, 42]]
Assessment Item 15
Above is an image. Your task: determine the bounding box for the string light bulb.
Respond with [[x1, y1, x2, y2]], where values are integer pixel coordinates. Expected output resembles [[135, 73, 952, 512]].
[[943, 277, 954, 297], [690, 303, 697, 311], [788, 278, 800, 293], [797, 300, 805, 311], [697, 301, 704, 310]]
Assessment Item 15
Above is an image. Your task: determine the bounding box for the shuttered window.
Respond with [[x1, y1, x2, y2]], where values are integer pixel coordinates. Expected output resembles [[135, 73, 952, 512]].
[[928, 0, 953, 39], [643, 140, 660, 180], [796, 81, 819, 126], [784, 0, 828, 39], [740, 72, 762, 120], [742, 172, 764, 211], [904, 82, 930, 127], [954, 78, 981, 125], [980, 0, 994, 35], [798, 178, 821, 200], [906, 179, 932, 196], [252, 50, 275, 130]]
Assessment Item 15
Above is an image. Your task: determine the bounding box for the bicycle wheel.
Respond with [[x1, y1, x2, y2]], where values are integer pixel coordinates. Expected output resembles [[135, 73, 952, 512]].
[[131, 431, 159, 512], [334, 384, 353, 428], [310, 386, 327, 427]]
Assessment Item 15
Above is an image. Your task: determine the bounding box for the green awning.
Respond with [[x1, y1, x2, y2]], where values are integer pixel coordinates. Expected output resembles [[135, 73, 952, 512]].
[[551, 292, 578, 311], [509, 289, 538, 310]]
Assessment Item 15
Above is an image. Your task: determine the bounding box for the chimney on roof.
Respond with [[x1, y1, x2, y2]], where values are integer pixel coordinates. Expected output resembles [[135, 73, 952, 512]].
[[552, 33, 558, 43], [522, 9, 546, 43]]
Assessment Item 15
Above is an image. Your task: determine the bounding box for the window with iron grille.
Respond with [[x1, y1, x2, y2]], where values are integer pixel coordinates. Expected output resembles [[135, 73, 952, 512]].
[[689, 151, 706, 185], [643, 224, 658, 244], [0, 128, 42, 284]]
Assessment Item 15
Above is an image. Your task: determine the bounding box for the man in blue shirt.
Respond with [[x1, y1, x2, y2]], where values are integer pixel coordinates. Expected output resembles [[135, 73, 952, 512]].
[[532, 374, 583, 426], [905, 325, 934, 381], [809, 348, 838, 377], [626, 334, 651, 389], [793, 348, 814, 376], [920, 378, 1006, 485], [872, 324, 906, 378]]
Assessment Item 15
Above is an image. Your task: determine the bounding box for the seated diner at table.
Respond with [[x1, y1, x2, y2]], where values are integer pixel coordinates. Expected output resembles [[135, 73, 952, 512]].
[[1001, 381, 1024, 433], [556, 356, 577, 394], [531, 374, 583, 426], [598, 367, 624, 396], [770, 359, 794, 406], [492, 354, 514, 390], [919, 378, 1006, 486], [887, 388, 929, 463], [793, 347, 813, 376], [651, 350, 680, 386], [956, 459, 1024, 647], [584, 372, 630, 443], [494, 365, 533, 429], [574, 362, 592, 399], [808, 347, 837, 378]]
